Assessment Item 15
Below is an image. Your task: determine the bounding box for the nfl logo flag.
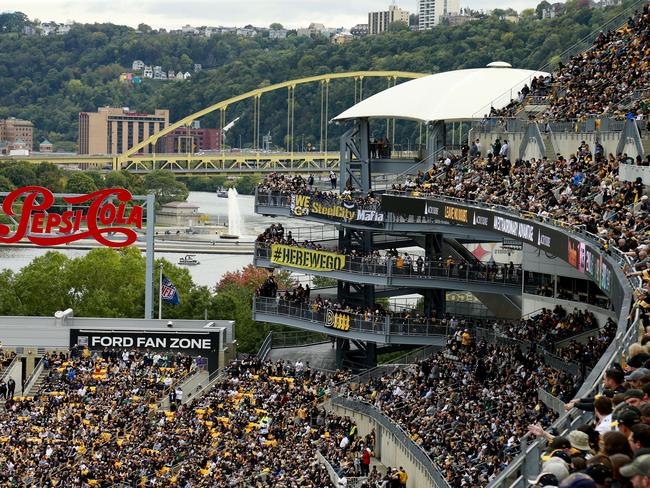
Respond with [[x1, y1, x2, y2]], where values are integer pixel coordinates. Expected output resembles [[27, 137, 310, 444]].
[[161, 275, 180, 305]]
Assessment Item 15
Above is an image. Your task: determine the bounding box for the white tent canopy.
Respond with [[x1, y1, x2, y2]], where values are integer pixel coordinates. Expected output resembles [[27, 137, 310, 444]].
[[334, 65, 549, 123]]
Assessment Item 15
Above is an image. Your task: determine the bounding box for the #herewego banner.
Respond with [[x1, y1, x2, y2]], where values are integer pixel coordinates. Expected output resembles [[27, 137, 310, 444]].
[[0, 186, 144, 248], [270, 243, 346, 271]]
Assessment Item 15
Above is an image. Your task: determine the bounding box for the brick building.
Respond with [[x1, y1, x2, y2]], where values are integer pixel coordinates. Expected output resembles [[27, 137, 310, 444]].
[[0, 118, 34, 151], [78, 107, 169, 155]]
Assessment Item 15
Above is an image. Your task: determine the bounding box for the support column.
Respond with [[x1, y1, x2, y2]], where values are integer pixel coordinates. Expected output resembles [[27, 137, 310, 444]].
[[427, 120, 446, 161], [358, 118, 371, 193], [424, 233, 446, 319], [144, 193, 156, 319]]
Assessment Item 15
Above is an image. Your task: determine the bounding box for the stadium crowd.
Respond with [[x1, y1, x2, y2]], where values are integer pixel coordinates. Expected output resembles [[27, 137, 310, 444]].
[[489, 5, 650, 120], [495, 306, 600, 345], [0, 348, 194, 486], [345, 338, 576, 486], [547, 4, 650, 120]]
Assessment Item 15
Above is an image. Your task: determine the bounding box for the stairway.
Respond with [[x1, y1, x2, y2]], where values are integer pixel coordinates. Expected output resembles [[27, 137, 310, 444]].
[[24, 367, 49, 396], [641, 135, 650, 158], [542, 133, 557, 160]]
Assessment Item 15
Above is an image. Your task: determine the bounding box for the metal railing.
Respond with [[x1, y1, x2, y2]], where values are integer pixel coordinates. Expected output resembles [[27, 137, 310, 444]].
[[331, 397, 452, 488], [257, 331, 274, 360], [256, 242, 523, 287], [254, 296, 451, 338], [537, 387, 566, 416], [268, 330, 329, 348], [0, 355, 18, 383], [316, 451, 368, 488], [265, 225, 339, 243], [22, 358, 45, 396]]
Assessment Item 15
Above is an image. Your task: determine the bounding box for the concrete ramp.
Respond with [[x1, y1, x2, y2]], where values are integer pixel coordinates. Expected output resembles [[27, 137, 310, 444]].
[[269, 342, 337, 371]]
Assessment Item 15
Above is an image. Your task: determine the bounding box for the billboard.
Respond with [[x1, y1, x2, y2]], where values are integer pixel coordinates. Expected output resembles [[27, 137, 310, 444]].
[[270, 243, 346, 271], [0, 187, 144, 247], [70, 329, 222, 372]]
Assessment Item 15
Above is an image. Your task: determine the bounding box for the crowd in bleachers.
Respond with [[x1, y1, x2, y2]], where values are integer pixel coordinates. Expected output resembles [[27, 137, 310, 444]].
[[547, 5, 650, 120], [556, 317, 619, 369], [489, 5, 650, 120], [521, 321, 650, 488], [495, 306, 600, 345], [0, 348, 193, 486], [389, 148, 650, 271], [345, 338, 575, 486]]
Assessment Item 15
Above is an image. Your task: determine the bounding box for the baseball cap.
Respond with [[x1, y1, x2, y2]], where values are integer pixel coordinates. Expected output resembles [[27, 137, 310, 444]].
[[629, 353, 650, 369], [585, 464, 612, 484], [626, 368, 650, 381], [528, 472, 559, 486], [558, 473, 596, 488], [625, 389, 645, 400], [620, 454, 650, 478], [617, 407, 642, 427], [541, 459, 570, 482]]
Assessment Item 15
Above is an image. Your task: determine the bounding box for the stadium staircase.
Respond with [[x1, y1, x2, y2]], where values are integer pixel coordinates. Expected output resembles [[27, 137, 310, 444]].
[[159, 369, 209, 410], [23, 362, 48, 396]]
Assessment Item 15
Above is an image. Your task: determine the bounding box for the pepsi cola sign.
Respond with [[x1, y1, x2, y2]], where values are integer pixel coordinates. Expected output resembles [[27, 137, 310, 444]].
[[0, 187, 144, 247]]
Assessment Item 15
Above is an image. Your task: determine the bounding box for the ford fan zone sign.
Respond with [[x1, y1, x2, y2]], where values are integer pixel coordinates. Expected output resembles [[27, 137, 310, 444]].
[[0, 187, 144, 247]]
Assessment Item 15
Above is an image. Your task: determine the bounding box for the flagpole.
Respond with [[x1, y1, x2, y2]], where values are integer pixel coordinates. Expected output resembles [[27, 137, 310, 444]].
[[158, 265, 163, 320]]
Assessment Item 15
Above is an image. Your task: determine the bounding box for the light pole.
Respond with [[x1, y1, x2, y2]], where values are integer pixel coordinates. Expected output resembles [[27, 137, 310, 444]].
[[158, 263, 164, 320]]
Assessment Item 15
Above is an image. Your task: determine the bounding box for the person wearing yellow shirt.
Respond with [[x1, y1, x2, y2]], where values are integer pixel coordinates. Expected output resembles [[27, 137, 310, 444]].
[[398, 466, 408, 487], [461, 329, 472, 347]]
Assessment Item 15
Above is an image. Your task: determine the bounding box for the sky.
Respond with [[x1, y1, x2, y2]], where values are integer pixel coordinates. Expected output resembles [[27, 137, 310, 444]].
[[5, 0, 541, 29]]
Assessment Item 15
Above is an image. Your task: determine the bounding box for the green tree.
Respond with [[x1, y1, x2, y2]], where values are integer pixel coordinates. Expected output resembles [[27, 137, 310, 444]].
[[0, 162, 38, 187], [66, 247, 146, 317], [232, 175, 260, 195], [0, 12, 29, 33], [12, 252, 70, 315], [0, 270, 20, 315], [143, 170, 188, 204], [387, 21, 409, 33], [270, 23, 284, 30], [0, 175, 14, 192], [536, 1, 551, 19], [65, 172, 98, 193], [35, 162, 65, 192], [104, 171, 129, 189]]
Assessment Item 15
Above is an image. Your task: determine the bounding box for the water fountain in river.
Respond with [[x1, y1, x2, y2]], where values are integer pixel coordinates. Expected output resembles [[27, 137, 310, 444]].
[[221, 188, 241, 239]]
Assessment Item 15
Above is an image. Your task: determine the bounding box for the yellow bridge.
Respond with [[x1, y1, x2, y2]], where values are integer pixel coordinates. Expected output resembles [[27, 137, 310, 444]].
[[6, 71, 428, 175]]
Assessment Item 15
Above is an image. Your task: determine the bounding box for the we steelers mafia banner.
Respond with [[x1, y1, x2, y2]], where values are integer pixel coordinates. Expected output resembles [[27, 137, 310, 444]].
[[289, 194, 384, 223]]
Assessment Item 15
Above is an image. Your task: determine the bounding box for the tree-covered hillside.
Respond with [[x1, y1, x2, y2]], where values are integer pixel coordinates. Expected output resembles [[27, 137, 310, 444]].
[[0, 0, 640, 150]]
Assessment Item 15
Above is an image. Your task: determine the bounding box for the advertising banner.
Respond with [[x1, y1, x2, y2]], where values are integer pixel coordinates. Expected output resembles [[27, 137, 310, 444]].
[[0, 187, 144, 247], [290, 194, 384, 223], [70, 329, 222, 372], [270, 244, 346, 271], [325, 309, 351, 331], [380, 194, 623, 308]]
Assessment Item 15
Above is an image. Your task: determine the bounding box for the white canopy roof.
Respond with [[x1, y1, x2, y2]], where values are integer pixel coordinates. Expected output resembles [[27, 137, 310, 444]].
[[334, 66, 549, 123]]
